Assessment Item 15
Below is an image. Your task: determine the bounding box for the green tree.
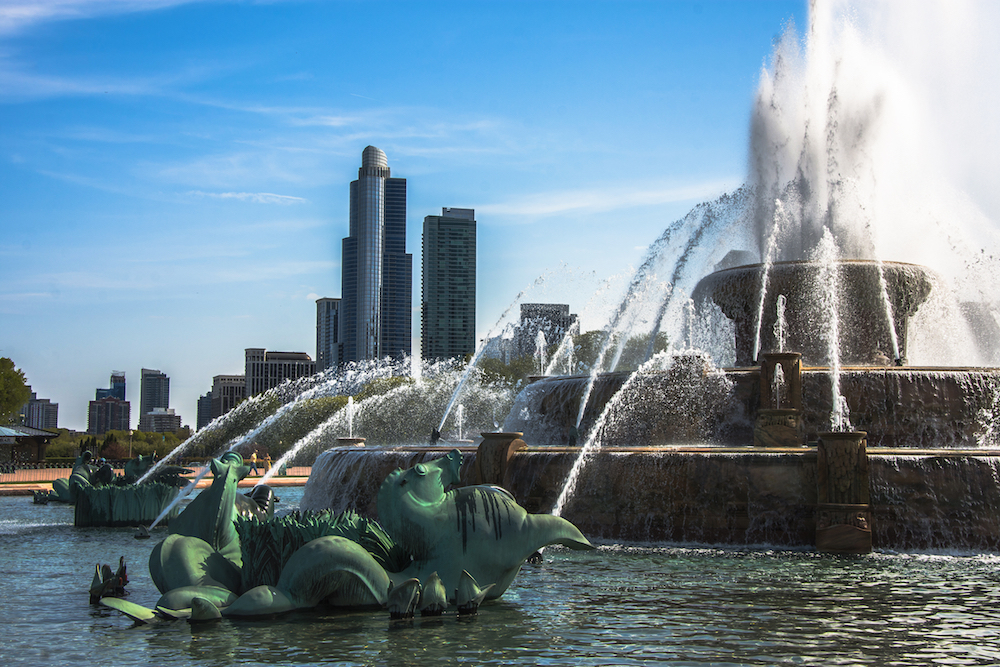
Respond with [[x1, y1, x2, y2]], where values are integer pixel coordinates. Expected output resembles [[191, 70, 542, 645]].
[[0, 358, 31, 425], [478, 355, 537, 388]]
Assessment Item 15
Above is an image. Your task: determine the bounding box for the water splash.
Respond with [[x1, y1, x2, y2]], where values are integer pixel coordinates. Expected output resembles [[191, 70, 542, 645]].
[[773, 294, 788, 352], [544, 319, 580, 376], [874, 257, 902, 361], [438, 272, 549, 434], [554, 352, 674, 517], [535, 330, 548, 375], [772, 362, 785, 409], [147, 463, 211, 530]]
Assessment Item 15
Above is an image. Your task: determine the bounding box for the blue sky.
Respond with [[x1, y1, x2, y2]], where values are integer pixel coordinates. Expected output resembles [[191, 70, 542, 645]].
[[1, 0, 808, 431]]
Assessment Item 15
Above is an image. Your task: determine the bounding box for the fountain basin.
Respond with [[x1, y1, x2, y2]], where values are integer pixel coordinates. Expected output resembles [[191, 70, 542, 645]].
[[505, 366, 1000, 449], [301, 444, 1000, 552], [693, 260, 933, 366]]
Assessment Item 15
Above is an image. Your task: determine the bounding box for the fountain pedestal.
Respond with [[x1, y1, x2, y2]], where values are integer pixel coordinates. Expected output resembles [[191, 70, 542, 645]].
[[816, 431, 871, 554], [754, 353, 805, 447], [477, 432, 526, 486]]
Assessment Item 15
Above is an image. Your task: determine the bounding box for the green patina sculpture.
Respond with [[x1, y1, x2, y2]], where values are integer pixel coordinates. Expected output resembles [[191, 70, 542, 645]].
[[103, 448, 593, 622], [46, 452, 194, 527]]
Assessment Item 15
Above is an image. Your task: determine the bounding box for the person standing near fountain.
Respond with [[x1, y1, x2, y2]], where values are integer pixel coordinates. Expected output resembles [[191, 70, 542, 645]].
[[249, 449, 259, 476]]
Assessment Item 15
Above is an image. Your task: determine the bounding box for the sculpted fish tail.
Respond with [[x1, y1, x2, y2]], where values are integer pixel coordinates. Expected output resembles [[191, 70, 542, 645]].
[[526, 514, 595, 551]]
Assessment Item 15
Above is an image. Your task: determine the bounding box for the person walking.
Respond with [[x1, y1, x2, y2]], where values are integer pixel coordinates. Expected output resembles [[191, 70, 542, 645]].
[[249, 449, 259, 475]]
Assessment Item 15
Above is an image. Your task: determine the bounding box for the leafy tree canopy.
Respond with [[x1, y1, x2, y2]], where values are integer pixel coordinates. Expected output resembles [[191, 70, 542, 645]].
[[0, 357, 31, 425]]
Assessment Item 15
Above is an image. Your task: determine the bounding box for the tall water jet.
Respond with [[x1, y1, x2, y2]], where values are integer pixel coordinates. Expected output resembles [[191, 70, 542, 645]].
[[752, 199, 789, 363], [535, 330, 548, 375], [815, 229, 851, 431], [347, 396, 355, 438], [774, 294, 787, 352], [544, 319, 580, 376]]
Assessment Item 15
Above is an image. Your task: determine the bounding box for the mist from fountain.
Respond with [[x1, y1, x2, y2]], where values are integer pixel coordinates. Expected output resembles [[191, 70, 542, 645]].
[[544, 319, 580, 376], [258, 357, 516, 485], [135, 385, 292, 484], [437, 273, 550, 434], [574, 192, 748, 432]]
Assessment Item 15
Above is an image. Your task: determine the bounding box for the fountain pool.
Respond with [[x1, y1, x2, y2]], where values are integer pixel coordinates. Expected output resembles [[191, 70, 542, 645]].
[[4, 492, 1000, 666]]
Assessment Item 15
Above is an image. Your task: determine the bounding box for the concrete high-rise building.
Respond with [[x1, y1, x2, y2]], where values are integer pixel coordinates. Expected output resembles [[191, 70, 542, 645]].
[[21, 390, 58, 430], [138, 368, 170, 432], [90, 371, 129, 433], [87, 396, 130, 435], [139, 369, 169, 416], [143, 407, 182, 433], [211, 374, 246, 418], [422, 207, 477, 361], [245, 349, 315, 397], [316, 297, 342, 372], [340, 146, 412, 362]]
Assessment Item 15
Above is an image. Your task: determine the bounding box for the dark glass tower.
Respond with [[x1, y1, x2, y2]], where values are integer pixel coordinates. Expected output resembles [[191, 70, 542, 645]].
[[421, 208, 476, 361], [341, 146, 412, 362]]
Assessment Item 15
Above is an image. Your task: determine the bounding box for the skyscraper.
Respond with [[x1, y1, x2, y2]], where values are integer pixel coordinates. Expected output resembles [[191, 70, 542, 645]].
[[340, 146, 412, 362], [422, 207, 477, 361], [316, 297, 342, 372], [95, 371, 126, 401], [138, 368, 170, 432]]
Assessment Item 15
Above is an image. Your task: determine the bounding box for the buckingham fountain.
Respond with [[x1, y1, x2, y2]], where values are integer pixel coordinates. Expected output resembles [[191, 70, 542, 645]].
[[300, 253, 1000, 555]]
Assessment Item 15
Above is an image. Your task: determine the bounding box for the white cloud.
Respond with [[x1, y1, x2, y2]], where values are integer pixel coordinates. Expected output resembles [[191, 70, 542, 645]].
[[477, 178, 740, 220], [186, 190, 308, 205], [0, 0, 206, 36]]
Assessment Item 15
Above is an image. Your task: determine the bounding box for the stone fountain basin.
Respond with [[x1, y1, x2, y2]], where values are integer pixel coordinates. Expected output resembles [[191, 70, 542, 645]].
[[300, 443, 1000, 552], [504, 366, 1000, 450], [692, 260, 934, 366]]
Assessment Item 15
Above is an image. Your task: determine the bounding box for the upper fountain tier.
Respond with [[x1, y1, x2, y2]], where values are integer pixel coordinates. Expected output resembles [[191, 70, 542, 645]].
[[693, 260, 933, 367]]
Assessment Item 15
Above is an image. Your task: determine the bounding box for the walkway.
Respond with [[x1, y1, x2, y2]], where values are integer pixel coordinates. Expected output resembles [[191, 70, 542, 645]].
[[0, 466, 312, 496]]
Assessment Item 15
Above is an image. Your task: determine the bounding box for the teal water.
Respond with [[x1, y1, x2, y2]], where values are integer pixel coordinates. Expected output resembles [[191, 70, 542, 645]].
[[3, 489, 1000, 666]]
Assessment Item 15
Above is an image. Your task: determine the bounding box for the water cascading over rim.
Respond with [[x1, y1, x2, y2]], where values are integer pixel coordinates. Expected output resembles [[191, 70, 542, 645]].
[[693, 260, 933, 367]]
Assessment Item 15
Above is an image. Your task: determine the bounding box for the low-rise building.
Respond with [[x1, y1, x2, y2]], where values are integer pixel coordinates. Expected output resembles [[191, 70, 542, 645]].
[[245, 349, 315, 397]]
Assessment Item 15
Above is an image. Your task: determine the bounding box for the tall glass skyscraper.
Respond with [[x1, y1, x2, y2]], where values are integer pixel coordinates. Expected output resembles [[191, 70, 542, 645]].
[[341, 146, 412, 362], [422, 208, 476, 361]]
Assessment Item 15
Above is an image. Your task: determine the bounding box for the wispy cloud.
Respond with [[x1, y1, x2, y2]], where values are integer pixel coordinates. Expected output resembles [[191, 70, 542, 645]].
[[477, 178, 740, 220], [0, 0, 205, 36], [187, 190, 308, 205]]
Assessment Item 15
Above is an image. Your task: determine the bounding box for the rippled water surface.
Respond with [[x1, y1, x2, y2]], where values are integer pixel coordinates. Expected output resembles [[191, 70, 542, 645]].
[[3, 490, 1000, 666]]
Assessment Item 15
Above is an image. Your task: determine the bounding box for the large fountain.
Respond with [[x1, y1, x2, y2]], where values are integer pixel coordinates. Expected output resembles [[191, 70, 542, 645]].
[[298, 4, 1000, 556]]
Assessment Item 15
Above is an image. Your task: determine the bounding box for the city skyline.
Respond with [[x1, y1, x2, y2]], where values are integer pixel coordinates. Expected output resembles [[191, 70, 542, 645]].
[[6, 2, 996, 431]]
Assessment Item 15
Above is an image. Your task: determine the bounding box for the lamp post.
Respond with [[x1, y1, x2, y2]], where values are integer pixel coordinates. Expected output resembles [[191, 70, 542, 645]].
[[128, 430, 133, 458]]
